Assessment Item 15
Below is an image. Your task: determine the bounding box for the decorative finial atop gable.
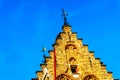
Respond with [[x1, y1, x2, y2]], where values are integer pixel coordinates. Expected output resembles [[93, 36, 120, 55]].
[[61, 9, 70, 26]]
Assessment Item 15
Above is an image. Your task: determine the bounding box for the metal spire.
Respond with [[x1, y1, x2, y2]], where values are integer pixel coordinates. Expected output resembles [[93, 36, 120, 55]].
[[61, 9, 68, 25]]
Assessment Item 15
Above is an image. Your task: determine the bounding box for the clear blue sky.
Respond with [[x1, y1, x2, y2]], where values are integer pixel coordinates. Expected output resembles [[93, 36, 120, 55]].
[[0, 0, 120, 80]]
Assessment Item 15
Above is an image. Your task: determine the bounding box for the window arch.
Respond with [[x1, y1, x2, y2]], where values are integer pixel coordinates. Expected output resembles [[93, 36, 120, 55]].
[[69, 57, 76, 62], [56, 74, 71, 80], [84, 75, 98, 80], [65, 44, 77, 50], [69, 57, 78, 74]]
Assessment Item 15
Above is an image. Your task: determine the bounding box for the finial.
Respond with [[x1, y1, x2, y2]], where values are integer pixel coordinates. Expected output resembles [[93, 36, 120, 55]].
[[41, 46, 47, 63], [61, 8, 68, 25], [41, 47, 46, 52]]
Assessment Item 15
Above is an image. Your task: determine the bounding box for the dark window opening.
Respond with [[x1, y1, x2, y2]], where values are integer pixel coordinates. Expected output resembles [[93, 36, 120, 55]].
[[71, 65, 77, 73]]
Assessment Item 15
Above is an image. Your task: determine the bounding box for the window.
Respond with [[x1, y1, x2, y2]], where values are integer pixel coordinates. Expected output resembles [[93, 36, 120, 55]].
[[70, 65, 77, 73]]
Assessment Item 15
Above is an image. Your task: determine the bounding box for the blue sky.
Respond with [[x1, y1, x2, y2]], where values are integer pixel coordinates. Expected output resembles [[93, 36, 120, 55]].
[[0, 0, 120, 80]]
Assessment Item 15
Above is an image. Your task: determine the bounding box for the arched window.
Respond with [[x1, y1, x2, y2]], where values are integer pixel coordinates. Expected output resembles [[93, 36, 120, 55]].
[[69, 57, 77, 74]]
